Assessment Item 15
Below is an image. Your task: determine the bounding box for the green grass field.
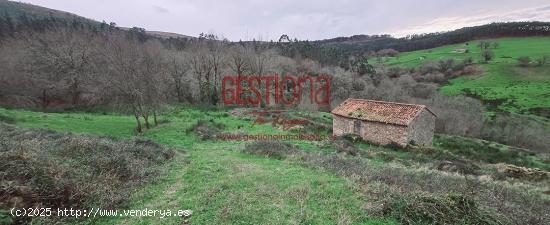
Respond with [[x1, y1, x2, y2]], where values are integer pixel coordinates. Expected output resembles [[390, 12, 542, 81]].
[[385, 37, 550, 116], [0, 107, 398, 225], [1, 106, 549, 224]]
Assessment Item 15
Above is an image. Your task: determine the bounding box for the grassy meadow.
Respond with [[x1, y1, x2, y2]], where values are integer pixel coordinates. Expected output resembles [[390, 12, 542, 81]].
[[1, 106, 549, 225], [0, 107, 397, 225], [385, 37, 550, 116]]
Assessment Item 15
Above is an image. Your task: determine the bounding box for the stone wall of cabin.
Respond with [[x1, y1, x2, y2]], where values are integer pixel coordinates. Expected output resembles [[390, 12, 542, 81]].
[[361, 120, 408, 146], [332, 115, 354, 136], [406, 109, 436, 146], [333, 115, 408, 147]]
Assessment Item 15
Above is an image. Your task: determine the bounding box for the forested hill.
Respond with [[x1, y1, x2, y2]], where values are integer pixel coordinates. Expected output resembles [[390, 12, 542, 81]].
[[317, 22, 550, 52], [0, 0, 97, 25], [277, 22, 550, 66], [0, 0, 194, 42]]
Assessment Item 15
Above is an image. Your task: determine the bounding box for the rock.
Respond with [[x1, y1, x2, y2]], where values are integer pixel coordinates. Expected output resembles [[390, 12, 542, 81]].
[[504, 165, 549, 181], [287, 125, 304, 132], [436, 160, 480, 175]]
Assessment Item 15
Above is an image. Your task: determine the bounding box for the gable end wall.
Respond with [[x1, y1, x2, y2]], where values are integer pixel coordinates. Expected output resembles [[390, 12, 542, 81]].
[[406, 109, 435, 146]]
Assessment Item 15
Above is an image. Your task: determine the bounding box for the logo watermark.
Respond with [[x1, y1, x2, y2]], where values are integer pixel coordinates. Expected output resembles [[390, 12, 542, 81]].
[[221, 74, 330, 106]]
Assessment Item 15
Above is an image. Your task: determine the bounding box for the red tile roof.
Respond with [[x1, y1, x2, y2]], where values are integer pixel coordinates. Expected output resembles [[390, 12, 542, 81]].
[[331, 98, 435, 126]]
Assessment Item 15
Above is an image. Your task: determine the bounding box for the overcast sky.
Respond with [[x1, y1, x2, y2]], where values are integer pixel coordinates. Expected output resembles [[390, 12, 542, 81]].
[[20, 0, 550, 41]]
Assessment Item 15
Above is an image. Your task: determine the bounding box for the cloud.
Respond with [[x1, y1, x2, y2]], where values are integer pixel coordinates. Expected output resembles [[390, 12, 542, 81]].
[[19, 0, 550, 41], [392, 4, 550, 37], [152, 5, 169, 14]]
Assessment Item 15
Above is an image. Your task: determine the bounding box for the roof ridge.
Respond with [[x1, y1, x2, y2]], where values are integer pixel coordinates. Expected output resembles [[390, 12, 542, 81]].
[[346, 98, 426, 108]]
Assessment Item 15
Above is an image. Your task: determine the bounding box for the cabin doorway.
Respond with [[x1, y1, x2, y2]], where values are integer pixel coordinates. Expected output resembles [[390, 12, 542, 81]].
[[353, 120, 361, 135]]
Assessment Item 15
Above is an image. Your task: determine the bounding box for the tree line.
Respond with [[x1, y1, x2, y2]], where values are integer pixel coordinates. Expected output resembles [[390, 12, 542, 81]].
[[273, 22, 550, 67], [0, 16, 330, 132]]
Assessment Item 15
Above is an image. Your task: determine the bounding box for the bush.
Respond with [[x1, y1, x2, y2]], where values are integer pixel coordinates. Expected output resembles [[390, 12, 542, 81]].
[[341, 133, 364, 143], [332, 138, 359, 156], [351, 80, 366, 91], [462, 57, 473, 66], [0, 114, 15, 124], [435, 135, 549, 171], [187, 119, 225, 140], [411, 83, 436, 99], [415, 72, 446, 84], [435, 160, 481, 175], [382, 193, 499, 225], [535, 55, 548, 66], [481, 50, 495, 62], [243, 141, 298, 160], [0, 123, 176, 224], [418, 61, 440, 74], [438, 58, 455, 73], [517, 56, 531, 67]]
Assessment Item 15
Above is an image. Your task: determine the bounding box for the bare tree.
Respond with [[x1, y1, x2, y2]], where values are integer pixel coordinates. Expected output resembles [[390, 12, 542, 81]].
[[227, 45, 250, 76], [140, 40, 166, 128], [477, 41, 490, 50], [207, 40, 225, 104], [248, 49, 272, 76], [190, 46, 213, 104], [165, 51, 191, 103], [102, 35, 152, 133], [26, 28, 98, 107]]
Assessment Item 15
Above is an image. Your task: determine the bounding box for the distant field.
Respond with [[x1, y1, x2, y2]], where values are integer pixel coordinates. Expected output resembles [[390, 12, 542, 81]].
[[385, 37, 550, 116]]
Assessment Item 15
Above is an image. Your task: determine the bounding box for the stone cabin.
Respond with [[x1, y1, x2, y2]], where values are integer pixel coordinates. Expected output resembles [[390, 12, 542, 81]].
[[331, 98, 436, 147]]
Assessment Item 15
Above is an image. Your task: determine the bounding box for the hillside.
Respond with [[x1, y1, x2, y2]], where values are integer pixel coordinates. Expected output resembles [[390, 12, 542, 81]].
[[1, 106, 548, 224], [0, 0, 195, 40], [0, 1, 549, 225], [315, 22, 550, 53], [385, 37, 550, 118], [0, 0, 98, 24]]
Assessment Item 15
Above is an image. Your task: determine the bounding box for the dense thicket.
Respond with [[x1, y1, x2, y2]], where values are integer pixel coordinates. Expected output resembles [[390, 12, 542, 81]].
[[0, 123, 176, 224]]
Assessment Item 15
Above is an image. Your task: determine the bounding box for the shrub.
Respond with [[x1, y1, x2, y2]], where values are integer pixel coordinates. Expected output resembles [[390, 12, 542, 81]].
[[332, 138, 359, 156], [0, 123, 176, 224], [243, 141, 298, 160], [341, 133, 363, 143], [415, 72, 446, 84], [536, 55, 548, 66], [438, 58, 455, 73], [517, 56, 531, 67], [481, 50, 495, 62], [462, 57, 473, 66], [411, 83, 436, 99], [0, 114, 15, 124], [435, 135, 549, 171], [0, 210, 12, 225], [435, 160, 481, 175], [351, 80, 366, 91], [418, 61, 440, 74], [382, 193, 500, 225], [187, 119, 225, 140]]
